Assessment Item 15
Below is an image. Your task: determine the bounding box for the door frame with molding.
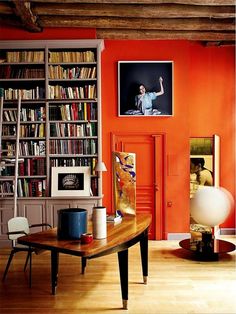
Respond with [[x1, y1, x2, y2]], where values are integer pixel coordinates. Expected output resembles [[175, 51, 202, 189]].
[[111, 132, 166, 240]]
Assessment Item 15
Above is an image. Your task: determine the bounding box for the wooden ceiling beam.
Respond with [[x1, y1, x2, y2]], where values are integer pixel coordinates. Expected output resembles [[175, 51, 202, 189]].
[[11, 0, 42, 32], [33, 3, 235, 19], [0, 16, 22, 28], [39, 16, 235, 32], [30, 0, 236, 6], [96, 29, 235, 41], [0, 3, 13, 14], [0, 1, 234, 43]]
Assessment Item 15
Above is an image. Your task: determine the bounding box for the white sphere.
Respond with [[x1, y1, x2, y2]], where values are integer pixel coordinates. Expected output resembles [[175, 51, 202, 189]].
[[190, 187, 233, 227]]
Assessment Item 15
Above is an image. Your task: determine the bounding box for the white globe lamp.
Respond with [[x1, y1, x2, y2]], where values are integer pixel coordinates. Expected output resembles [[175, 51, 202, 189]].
[[180, 187, 235, 259], [190, 186, 233, 228]]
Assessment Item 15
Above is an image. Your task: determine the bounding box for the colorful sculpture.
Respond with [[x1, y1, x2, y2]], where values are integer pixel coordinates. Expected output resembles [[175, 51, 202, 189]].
[[113, 152, 136, 215]]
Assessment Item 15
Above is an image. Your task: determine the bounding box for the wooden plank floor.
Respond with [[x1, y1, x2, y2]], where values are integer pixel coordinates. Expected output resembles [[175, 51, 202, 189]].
[[0, 236, 235, 314]]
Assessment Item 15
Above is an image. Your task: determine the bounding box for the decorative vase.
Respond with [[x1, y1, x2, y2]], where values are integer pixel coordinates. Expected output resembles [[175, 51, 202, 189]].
[[57, 208, 87, 240]]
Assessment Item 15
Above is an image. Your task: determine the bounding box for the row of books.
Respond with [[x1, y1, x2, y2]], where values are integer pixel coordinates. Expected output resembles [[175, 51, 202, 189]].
[[49, 102, 97, 121], [17, 178, 46, 197], [48, 65, 96, 79], [0, 177, 97, 197], [50, 157, 97, 175], [4, 87, 45, 100], [19, 140, 46, 156], [90, 177, 98, 196], [49, 51, 95, 63], [4, 103, 96, 122], [21, 107, 46, 121], [20, 123, 45, 138], [48, 84, 96, 99], [2, 125, 16, 136], [50, 122, 96, 137], [6, 51, 44, 63], [0, 65, 45, 79], [2, 142, 15, 156], [3, 107, 46, 122], [19, 158, 46, 176], [0, 182, 14, 195], [49, 139, 97, 155], [0, 165, 14, 176], [3, 108, 17, 122], [1, 157, 95, 177]]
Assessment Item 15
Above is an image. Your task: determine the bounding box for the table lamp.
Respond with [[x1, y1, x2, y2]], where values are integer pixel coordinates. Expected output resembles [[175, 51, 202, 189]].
[[95, 160, 107, 206], [95, 160, 107, 176]]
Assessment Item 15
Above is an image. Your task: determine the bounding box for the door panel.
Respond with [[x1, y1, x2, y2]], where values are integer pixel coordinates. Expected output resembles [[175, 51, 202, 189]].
[[112, 133, 164, 239]]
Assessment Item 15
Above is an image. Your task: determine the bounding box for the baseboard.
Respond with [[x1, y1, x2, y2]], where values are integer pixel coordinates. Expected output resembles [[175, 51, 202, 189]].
[[219, 228, 236, 235], [167, 233, 191, 240]]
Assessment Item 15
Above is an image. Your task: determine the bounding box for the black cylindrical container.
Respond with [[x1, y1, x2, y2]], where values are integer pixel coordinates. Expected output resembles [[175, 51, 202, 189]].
[[57, 208, 87, 240]]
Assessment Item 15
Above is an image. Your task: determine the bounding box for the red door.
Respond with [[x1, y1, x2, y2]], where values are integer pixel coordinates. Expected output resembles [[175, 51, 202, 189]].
[[112, 133, 165, 239]]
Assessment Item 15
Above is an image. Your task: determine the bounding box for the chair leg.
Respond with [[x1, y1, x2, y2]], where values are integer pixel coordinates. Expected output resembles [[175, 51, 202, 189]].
[[24, 250, 31, 272], [2, 250, 15, 281]]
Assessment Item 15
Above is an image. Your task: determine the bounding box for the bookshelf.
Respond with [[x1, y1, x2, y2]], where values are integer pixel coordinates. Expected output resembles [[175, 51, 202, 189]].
[[0, 40, 104, 245]]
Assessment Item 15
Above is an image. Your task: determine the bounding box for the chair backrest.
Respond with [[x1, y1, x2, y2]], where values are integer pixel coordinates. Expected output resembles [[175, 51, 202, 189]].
[[8, 217, 30, 241]]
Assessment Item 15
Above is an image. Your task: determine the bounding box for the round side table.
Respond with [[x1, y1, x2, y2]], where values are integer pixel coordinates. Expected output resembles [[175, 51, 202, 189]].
[[179, 238, 236, 261]]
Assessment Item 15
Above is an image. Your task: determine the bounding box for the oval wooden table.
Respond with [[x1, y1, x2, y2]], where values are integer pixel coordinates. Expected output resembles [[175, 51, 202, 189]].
[[18, 213, 152, 310]]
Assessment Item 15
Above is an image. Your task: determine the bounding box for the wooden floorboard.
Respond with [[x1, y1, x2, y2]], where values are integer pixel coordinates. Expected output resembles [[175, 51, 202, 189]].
[[0, 236, 235, 314]]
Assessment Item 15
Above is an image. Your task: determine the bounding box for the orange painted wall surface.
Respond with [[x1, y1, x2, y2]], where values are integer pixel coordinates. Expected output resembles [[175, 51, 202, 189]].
[[101, 40, 235, 234], [0, 27, 235, 234]]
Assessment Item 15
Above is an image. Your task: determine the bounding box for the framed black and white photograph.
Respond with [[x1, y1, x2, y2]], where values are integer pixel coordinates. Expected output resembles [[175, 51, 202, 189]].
[[118, 61, 173, 117], [51, 166, 90, 196]]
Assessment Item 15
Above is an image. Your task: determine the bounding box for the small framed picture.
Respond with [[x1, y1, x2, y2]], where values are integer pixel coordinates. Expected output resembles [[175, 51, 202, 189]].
[[118, 61, 173, 117], [51, 166, 90, 197]]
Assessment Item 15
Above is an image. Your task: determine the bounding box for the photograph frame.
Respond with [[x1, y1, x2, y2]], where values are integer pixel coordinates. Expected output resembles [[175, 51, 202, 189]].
[[51, 166, 91, 197], [118, 61, 174, 117]]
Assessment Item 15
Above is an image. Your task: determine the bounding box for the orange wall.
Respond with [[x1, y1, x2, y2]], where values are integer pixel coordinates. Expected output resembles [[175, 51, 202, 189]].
[[0, 27, 235, 234], [101, 40, 235, 233]]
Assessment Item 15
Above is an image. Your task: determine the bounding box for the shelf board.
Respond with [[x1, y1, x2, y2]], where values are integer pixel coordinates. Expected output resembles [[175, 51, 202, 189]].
[[49, 154, 97, 157], [49, 136, 97, 139], [0, 78, 45, 82]]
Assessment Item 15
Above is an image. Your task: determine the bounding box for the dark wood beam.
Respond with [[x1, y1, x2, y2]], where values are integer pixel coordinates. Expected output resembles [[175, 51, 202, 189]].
[[39, 16, 235, 31], [96, 29, 235, 41], [30, 0, 236, 5], [0, 16, 22, 28], [0, 3, 13, 14], [33, 3, 235, 19], [11, 0, 42, 32]]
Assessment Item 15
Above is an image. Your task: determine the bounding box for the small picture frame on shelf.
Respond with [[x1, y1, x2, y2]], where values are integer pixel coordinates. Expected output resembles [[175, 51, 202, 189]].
[[118, 61, 173, 117], [51, 166, 90, 197]]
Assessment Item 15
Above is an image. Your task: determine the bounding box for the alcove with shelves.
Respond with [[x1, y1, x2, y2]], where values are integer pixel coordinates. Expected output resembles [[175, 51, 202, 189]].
[[0, 40, 104, 245]]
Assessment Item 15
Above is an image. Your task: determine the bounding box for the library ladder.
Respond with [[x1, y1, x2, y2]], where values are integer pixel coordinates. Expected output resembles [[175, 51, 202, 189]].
[[0, 90, 22, 217]]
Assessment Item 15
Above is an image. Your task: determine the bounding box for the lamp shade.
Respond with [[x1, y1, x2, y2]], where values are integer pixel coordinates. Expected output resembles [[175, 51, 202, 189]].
[[190, 187, 233, 227], [95, 161, 107, 172]]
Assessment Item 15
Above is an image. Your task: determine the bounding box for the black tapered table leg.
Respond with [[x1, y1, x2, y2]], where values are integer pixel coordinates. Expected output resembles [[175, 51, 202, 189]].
[[118, 249, 128, 310], [140, 229, 148, 284], [81, 257, 87, 274], [51, 250, 59, 295]]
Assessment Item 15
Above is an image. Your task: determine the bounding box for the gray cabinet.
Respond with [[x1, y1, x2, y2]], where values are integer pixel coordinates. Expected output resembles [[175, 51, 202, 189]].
[[0, 197, 100, 247]]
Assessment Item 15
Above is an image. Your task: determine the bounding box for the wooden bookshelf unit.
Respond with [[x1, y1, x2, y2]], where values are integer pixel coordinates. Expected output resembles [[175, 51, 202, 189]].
[[0, 40, 104, 247]]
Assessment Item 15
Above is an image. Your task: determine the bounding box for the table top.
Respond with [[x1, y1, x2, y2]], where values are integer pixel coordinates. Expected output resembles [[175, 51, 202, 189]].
[[180, 238, 236, 254], [18, 213, 152, 258]]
